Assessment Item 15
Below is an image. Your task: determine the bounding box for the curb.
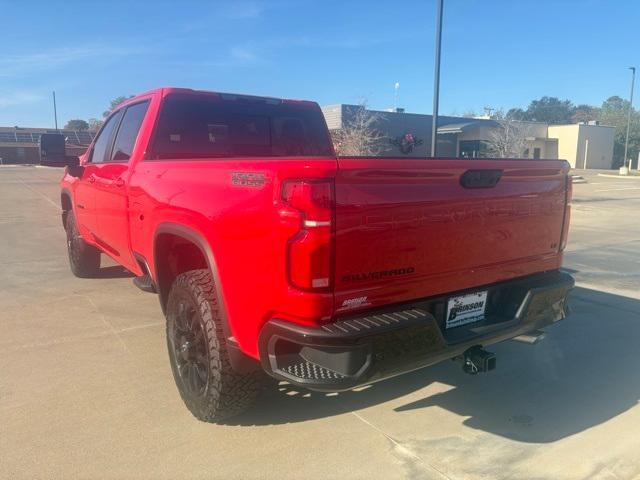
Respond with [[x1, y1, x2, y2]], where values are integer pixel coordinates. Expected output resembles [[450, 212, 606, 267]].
[[597, 173, 640, 180], [570, 175, 587, 184]]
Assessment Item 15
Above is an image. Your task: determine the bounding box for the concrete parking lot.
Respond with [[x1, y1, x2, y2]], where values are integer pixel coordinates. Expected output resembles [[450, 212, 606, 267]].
[[1, 166, 639, 480]]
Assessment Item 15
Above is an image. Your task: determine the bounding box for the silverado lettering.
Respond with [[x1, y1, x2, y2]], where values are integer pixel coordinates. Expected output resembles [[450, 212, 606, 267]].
[[341, 267, 416, 283]]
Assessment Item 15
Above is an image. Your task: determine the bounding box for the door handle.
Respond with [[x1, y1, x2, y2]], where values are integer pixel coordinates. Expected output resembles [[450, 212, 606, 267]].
[[114, 177, 125, 187]]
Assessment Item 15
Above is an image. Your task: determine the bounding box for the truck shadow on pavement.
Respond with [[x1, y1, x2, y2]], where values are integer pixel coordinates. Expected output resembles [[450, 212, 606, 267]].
[[230, 287, 640, 443], [92, 265, 134, 279]]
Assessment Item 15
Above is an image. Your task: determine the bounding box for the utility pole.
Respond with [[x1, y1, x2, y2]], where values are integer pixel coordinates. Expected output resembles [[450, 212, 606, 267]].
[[52, 91, 59, 131], [430, 0, 444, 158], [623, 67, 635, 169]]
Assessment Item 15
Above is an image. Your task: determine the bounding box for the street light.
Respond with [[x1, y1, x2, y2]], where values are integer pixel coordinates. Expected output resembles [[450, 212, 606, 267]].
[[430, 0, 444, 158], [623, 67, 635, 169], [52, 91, 59, 131]]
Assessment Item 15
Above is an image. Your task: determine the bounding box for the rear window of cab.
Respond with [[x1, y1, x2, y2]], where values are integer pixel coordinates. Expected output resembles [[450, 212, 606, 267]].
[[149, 93, 334, 159]]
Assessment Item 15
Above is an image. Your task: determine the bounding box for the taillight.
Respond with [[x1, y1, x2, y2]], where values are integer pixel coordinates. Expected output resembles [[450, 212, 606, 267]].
[[560, 174, 572, 251], [281, 179, 334, 290]]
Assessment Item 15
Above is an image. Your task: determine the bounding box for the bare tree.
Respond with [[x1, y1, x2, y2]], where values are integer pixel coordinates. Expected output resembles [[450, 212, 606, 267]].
[[331, 103, 385, 156], [486, 119, 532, 158]]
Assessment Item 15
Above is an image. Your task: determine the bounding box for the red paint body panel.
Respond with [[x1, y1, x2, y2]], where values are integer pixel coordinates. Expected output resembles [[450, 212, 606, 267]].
[[333, 158, 568, 315], [59, 87, 571, 362]]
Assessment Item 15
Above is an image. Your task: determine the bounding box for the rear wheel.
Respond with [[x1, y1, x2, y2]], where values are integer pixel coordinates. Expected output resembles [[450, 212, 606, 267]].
[[65, 211, 101, 278], [166, 269, 264, 422]]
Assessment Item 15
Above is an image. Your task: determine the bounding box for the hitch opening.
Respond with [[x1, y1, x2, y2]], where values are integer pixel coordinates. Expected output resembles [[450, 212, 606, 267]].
[[458, 346, 496, 375]]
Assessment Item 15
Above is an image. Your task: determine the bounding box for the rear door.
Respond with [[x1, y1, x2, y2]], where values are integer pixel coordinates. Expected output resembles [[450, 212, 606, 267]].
[[75, 110, 123, 239], [333, 158, 569, 313], [93, 100, 150, 270]]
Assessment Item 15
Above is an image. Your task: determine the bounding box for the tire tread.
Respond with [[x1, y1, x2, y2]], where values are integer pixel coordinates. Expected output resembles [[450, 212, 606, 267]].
[[167, 269, 264, 422]]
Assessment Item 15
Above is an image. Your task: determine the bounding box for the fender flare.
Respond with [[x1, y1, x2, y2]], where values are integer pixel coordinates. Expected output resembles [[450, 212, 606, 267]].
[[153, 222, 234, 338], [60, 188, 73, 228], [152, 222, 258, 371]]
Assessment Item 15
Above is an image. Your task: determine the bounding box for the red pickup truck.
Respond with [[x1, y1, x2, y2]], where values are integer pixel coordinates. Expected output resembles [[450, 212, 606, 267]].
[[41, 87, 573, 422]]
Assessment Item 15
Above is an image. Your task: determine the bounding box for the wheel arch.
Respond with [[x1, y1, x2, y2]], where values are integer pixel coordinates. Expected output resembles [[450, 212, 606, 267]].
[[152, 223, 234, 340], [60, 188, 73, 229], [153, 223, 259, 372]]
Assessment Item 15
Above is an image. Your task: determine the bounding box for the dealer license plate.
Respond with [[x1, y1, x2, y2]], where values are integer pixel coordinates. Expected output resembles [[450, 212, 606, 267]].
[[446, 291, 488, 329]]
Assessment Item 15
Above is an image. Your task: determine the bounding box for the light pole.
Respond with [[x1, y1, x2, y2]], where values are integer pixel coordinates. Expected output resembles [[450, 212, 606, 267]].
[[623, 67, 635, 169], [430, 0, 444, 158], [52, 91, 59, 131]]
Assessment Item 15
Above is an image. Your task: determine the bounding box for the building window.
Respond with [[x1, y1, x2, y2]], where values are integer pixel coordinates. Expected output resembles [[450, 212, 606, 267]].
[[459, 140, 491, 158], [16, 147, 26, 159], [523, 148, 530, 158], [533, 147, 541, 159]]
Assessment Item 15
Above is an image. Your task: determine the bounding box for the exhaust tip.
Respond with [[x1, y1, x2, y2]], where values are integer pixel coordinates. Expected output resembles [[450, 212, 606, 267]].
[[512, 330, 547, 345]]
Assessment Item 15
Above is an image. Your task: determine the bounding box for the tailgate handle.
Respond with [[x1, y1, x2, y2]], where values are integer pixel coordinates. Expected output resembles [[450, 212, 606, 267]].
[[460, 169, 502, 188]]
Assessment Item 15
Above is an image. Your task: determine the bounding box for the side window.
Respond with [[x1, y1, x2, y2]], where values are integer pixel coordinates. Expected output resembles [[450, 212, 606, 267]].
[[90, 110, 123, 163], [110, 101, 150, 162]]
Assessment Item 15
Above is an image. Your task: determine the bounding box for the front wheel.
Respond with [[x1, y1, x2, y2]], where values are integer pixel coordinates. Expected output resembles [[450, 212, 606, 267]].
[[65, 211, 101, 278], [166, 269, 265, 422]]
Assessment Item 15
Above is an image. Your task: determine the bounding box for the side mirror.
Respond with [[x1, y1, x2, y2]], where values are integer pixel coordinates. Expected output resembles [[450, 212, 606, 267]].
[[39, 133, 80, 168]]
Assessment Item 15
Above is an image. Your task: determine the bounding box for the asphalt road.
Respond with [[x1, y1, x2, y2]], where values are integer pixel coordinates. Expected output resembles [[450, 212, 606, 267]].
[[1, 166, 639, 480]]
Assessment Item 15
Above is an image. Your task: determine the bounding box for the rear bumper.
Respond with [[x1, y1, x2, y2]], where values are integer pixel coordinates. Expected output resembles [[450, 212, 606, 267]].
[[258, 270, 574, 391]]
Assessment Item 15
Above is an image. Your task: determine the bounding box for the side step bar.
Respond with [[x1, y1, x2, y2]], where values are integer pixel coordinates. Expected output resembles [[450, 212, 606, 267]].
[[133, 274, 157, 294]]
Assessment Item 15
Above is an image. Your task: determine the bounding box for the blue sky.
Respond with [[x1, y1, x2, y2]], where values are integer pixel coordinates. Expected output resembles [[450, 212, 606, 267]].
[[1, 0, 638, 127]]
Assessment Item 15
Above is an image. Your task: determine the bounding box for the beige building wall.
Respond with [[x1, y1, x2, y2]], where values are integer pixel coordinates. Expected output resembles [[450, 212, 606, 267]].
[[548, 125, 580, 167], [520, 122, 548, 139], [525, 138, 557, 159], [548, 124, 614, 169], [545, 139, 559, 159], [577, 125, 614, 169]]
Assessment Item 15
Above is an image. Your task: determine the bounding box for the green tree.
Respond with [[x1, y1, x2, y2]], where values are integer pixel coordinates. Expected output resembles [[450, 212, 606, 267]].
[[571, 104, 600, 124], [524, 96, 575, 124], [63, 119, 89, 130], [599, 96, 640, 168], [87, 118, 103, 131], [505, 108, 527, 120], [103, 95, 134, 118]]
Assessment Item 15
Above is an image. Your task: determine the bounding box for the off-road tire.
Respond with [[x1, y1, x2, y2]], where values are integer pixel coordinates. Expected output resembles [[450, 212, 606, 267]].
[[166, 269, 264, 423], [65, 211, 101, 278]]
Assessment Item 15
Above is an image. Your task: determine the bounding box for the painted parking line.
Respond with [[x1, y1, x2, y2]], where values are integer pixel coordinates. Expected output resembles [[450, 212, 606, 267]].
[[589, 182, 640, 186], [594, 186, 640, 192]]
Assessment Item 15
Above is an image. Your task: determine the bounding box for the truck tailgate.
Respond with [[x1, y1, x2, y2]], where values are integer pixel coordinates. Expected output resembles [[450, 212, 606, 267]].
[[333, 158, 569, 314]]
